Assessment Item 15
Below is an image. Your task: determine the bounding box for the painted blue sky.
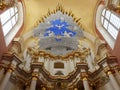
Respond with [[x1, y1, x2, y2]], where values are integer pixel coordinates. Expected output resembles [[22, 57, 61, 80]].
[[44, 19, 76, 37]]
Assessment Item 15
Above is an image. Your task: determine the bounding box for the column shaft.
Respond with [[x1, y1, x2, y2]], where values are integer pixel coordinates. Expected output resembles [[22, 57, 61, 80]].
[[0, 68, 5, 82], [115, 69, 120, 84], [30, 77, 37, 90], [0, 69, 12, 90], [108, 71, 120, 90], [83, 78, 90, 90]]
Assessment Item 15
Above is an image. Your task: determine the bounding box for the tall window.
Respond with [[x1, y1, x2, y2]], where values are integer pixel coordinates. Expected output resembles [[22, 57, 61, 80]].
[[0, 6, 18, 36], [0, 2, 23, 46], [101, 8, 120, 39]]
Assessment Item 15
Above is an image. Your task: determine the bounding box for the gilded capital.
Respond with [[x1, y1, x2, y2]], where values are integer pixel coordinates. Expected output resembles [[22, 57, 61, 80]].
[[103, 66, 115, 75], [82, 77, 88, 81], [7, 66, 15, 73], [7, 68, 13, 73], [32, 77, 38, 80], [103, 66, 111, 73], [80, 72, 88, 80], [107, 71, 112, 75], [42, 86, 46, 90], [32, 72, 39, 79]]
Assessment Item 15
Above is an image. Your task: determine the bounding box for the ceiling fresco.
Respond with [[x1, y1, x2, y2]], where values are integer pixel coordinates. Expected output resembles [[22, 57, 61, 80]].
[[33, 7, 84, 55]]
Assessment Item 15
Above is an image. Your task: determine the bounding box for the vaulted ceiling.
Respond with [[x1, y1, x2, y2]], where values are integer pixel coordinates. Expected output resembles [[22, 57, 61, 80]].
[[21, 0, 99, 37]]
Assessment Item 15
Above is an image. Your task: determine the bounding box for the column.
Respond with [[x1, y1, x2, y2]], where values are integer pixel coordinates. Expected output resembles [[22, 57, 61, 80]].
[[0, 68, 5, 81], [107, 71, 120, 90], [30, 77, 37, 90], [81, 71, 90, 90], [0, 68, 13, 90], [114, 65, 120, 84], [79, 64, 90, 90], [0, 60, 17, 90], [30, 70, 39, 90], [82, 77, 90, 90]]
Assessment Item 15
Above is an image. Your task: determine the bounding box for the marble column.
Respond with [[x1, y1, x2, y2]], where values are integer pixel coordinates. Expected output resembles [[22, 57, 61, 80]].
[[0, 59, 18, 90], [0, 68, 13, 90], [0, 68, 5, 82], [82, 77, 90, 90], [107, 71, 120, 90], [30, 77, 38, 90], [115, 69, 120, 84], [30, 69, 39, 90]]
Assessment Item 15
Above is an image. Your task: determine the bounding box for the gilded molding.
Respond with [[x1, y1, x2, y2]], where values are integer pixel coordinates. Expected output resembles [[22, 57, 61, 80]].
[[27, 47, 90, 61], [34, 3, 83, 29]]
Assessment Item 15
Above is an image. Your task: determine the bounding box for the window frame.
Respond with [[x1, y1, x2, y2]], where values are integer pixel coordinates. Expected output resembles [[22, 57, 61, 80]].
[[101, 8, 120, 40], [0, 6, 19, 36], [0, 2, 24, 46]]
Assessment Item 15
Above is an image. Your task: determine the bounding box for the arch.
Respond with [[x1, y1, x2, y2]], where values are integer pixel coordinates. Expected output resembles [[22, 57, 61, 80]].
[[55, 71, 64, 75]]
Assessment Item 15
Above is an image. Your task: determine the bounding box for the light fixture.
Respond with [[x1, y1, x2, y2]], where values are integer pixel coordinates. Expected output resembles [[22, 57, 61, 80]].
[[0, 0, 16, 10]]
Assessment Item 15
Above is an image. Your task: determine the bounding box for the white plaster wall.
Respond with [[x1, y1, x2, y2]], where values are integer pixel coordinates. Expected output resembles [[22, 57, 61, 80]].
[[43, 58, 77, 76]]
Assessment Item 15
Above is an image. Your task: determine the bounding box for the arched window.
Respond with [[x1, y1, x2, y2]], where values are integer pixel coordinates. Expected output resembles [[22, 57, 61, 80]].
[[101, 8, 120, 39], [0, 2, 23, 46], [1, 6, 18, 36]]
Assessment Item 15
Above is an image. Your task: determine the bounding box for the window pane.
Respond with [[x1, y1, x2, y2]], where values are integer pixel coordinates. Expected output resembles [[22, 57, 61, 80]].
[[1, 10, 11, 25], [2, 21, 12, 36], [10, 7, 15, 16], [102, 9, 106, 15], [105, 10, 111, 20], [11, 16, 16, 26], [15, 13, 18, 21], [101, 16, 104, 24], [110, 13, 120, 29], [108, 24, 118, 39], [103, 20, 108, 29], [14, 6, 18, 13]]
